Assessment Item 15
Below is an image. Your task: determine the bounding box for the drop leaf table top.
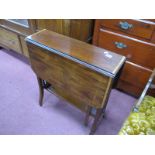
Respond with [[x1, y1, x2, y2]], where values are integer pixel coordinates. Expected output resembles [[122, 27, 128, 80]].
[[26, 29, 126, 134]]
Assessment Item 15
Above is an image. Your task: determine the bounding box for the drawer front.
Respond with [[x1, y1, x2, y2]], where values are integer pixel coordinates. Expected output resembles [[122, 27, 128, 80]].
[[119, 61, 152, 87], [98, 29, 155, 70], [118, 80, 144, 97], [100, 19, 155, 39], [117, 61, 152, 96], [0, 27, 21, 53]]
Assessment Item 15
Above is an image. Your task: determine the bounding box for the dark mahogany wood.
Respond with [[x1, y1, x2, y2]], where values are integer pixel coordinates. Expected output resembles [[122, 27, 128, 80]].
[[89, 108, 103, 135], [0, 19, 94, 57], [26, 29, 125, 134], [97, 29, 155, 70], [93, 19, 155, 97], [100, 19, 155, 40], [36, 77, 44, 106], [36, 19, 94, 42], [26, 30, 125, 76], [117, 61, 153, 96]]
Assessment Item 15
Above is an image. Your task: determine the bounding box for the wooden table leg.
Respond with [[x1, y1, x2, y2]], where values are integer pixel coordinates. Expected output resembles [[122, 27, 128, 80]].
[[37, 77, 44, 106], [89, 108, 103, 135], [84, 106, 92, 126]]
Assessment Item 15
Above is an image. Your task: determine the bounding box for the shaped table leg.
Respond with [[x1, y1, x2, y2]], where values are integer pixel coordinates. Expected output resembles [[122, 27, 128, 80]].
[[89, 108, 103, 135], [37, 77, 44, 106]]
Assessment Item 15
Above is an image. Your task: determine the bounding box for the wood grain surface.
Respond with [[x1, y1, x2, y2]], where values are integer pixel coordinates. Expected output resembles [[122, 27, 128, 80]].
[[26, 29, 126, 77]]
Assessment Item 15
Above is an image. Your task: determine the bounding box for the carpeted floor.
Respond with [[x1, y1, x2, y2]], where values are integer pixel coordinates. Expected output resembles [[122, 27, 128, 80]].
[[0, 49, 136, 135]]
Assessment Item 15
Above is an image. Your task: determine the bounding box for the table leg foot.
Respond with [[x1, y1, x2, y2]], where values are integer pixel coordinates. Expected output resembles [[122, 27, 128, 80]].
[[89, 109, 103, 135]]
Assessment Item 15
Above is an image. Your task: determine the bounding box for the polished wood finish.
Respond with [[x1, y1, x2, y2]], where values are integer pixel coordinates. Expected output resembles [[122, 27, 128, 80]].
[[0, 27, 22, 53], [28, 45, 111, 108], [98, 29, 155, 70], [36, 77, 44, 106], [37, 20, 70, 34], [36, 19, 94, 42], [0, 19, 94, 56], [26, 30, 125, 134], [27, 30, 125, 76], [117, 61, 152, 96], [119, 62, 152, 87], [100, 19, 155, 39], [93, 19, 155, 97], [150, 31, 155, 43], [89, 108, 104, 135]]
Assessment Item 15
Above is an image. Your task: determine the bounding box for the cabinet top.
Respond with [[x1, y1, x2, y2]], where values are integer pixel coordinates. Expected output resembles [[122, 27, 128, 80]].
[[26, 29, 126, 77]]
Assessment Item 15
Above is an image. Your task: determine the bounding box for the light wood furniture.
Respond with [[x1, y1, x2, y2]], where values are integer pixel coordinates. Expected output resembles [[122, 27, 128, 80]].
[[93, 19, 155, 97], [0, 27, 22, 53], [0, 19, 94, 58], [26, 29, 126, 134], [0, 19, 36, 57]]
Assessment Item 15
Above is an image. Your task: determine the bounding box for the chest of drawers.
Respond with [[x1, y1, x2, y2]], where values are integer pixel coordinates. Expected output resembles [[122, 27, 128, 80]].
[[93, 19, 155, 97]]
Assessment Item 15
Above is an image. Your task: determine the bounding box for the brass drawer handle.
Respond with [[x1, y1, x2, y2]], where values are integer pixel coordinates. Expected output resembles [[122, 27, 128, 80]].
[[114, 42, 127, 49], [119, 21, 133, 30]]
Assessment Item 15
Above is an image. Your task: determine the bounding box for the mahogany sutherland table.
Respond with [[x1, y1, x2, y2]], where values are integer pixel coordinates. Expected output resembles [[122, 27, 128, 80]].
[[26, 29, 126, 134]]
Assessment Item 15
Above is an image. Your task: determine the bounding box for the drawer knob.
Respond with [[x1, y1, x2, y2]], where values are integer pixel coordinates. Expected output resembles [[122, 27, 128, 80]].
[[114, 42, 127, 49], [119, 21, 133, 30]]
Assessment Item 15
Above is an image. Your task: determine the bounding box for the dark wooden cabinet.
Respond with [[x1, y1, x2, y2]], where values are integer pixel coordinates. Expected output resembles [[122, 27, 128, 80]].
[[93, 19, 155, 97], [36, 19, 94, 42], [0, 19, 94, 58]]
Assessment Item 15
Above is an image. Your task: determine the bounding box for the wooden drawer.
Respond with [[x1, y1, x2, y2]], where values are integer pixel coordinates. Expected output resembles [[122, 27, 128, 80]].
[[0, 27, 21, 53], [20, 36, 29, 57], [100, 19, 155, 39], [98, 29, 155, 70], [117, 61, 152, 96], [119, 61, 152, 87], [117, 80, 142, 97]]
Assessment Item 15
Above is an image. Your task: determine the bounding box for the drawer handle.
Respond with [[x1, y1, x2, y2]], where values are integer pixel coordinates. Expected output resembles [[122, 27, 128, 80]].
[[114, 42, 127, 49], [119, 21, 133, 30]]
